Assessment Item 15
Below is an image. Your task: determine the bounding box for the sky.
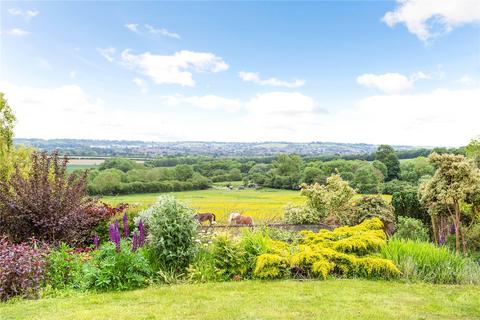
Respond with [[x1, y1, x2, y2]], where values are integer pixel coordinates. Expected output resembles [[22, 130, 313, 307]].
[[0, 0, 479, 146]]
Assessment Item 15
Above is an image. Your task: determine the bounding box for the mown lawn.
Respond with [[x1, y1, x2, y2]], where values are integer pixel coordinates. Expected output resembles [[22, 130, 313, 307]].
[[1, 280, 478, 320], [103, 188, 391, 223]]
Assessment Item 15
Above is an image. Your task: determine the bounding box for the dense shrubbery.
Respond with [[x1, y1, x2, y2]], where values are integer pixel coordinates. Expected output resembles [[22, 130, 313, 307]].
[[44, 244, 87, 290], [136, 196, 198, 271], [393, 217, 429, 241], [0, 238, 47, 301], [0, 151, 109, 245], [188, 218, 400, 282], [381, 239, 480, 284], [83, 241, 152, 291]]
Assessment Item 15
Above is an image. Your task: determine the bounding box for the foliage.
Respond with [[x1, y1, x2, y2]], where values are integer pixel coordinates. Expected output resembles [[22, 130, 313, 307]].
[[465, 223, 480, 252], [352, 165, 384, 194], [393, 216, 429, 241], [418, 153, 480, 251], [99, 158, 139, 172], [391, 188, 429, 225], [211, 234, 247, 281], [187, 248, 218, 283], [82, 241, 152, 291], [254, 253, 289, 279], [399, 157, 435, 183], [298, 174, 356, 225], [0, 92, 16, 181], [0, 151, 108, 245], [352, 195, 395, 234], [381, 239, 480, 284], [383, 179, 415, 195], [375, 144, 400, 181], [45, 244, 87, 290], [0, 238, 47, 301], [284, 203, 319, 224], [465, 138, 480, 168], [136, 195, 198, 271]]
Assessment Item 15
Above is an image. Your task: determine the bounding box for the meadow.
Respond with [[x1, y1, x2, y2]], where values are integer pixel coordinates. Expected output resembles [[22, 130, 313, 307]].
[[103, 187, 392, 223], [1, 280, 479, 320]]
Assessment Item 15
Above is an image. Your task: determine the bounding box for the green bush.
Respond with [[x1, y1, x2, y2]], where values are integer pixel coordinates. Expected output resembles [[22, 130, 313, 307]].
[[381, 239, 480, 284], [82, 241, 152, 291], [393, 216, 429, 241], [45, 244, 85, 290], [187, 248, 218, 283], [137, 195, 198, 271], [212, 234, 247, 281], [284, 203, 319, 224], [465, 223, 480, 253]]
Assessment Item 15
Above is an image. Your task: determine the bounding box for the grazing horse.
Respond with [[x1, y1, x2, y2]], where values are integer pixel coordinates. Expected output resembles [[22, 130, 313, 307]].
[[194, 212, 216, 225], [228, 212, 254, 226]]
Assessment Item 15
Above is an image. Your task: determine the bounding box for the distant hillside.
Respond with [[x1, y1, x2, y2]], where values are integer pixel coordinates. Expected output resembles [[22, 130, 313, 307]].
[[14, 139, 434, 158]]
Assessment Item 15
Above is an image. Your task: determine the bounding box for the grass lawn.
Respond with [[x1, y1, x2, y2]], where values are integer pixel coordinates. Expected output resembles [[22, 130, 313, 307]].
[[1, 280, 478, 320], [102, 188, 391, 223]]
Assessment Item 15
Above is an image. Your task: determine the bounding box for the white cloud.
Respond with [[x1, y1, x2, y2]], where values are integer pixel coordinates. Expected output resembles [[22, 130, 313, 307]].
[[125, 23, 139, 33], [2, 28, 30, 36], [161, 94, 241, 112], [145, 24, 180, 39], [8, 8, 39, 19], [322, 87, 480, 146], [70, 70, 77, 79], [356, 72, 429, 94], [457, 74, 477, 86], [97, 47, 116, 62], [239, 71, 305, 88], [383, 0, 480, 42], [121, 50, 228, 86], [133, 78, 148, 94]]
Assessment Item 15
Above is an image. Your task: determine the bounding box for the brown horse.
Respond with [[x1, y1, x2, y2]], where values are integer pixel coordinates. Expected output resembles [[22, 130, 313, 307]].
[[228, 212, 254, 226], [194, 212, 216, 225]]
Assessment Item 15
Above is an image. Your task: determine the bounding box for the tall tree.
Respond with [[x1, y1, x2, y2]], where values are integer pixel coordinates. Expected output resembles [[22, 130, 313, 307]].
[[375, 144, 400, 181], [465, 139, 480, 168], [0, 93, 20, 180], [419, 153, 480, 253]]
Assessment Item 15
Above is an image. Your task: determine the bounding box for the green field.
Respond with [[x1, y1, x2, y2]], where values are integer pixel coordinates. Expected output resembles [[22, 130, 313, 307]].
[[1, 280, 478, 320], [103, 188, 391, 223]]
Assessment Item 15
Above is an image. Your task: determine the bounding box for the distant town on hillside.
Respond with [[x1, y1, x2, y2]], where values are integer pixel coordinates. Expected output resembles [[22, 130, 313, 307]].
[[14, 138, 443, 158]]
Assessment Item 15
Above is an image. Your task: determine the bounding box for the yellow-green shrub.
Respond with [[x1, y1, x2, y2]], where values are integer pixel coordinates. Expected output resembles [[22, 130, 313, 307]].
[[254, 254, 289, 279]]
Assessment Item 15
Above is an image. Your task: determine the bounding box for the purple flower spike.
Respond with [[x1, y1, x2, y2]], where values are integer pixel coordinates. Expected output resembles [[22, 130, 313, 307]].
[[132, 232, 139, 252], [138, 220, 145, 246], [123, 213, 129, 238]]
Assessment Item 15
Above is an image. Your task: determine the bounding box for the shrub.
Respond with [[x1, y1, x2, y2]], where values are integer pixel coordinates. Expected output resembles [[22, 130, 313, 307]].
[[352, 195, 395, 234], [0, 151, 108, 245], [0, 238, 47, 301], [82, 241, 152, 291], [45, 244, 86, 290], [254, 253, 289, 279], [212, 234, 246, 281], [136, 195, 198, 271], [391, 189, 429, 225], [393, 216, 429, 241], [284, 203, 319, 224], [381, 239, 480, 284], [187, 248, 218, 283]]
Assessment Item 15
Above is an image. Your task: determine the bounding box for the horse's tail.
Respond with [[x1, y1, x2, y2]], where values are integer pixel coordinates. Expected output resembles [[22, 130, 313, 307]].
[[211, 213, 216, 221], [250, 217, 254, 226]]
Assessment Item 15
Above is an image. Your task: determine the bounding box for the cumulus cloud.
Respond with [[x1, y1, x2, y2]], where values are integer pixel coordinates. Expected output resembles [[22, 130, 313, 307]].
[[125, 23, 139, 33], [97, 47, 116, 62], [323, 87, 480, 146], [383, 0, 480, 42], [160, 94, 241, 112], [132, 78, 148, 94], [356, 72, 429, 94], [1, 28, 30, 36], [145, 24, 180, 39], [8, 8, 39, 19], [239, 71, 305, 88], [121, 50, 228, 86], [457, 74, 477, 86]]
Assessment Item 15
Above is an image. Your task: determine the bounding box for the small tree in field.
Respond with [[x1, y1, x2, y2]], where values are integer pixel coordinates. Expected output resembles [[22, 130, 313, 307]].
[[0, 151, 108, 244], [419, 153, 480, 253]]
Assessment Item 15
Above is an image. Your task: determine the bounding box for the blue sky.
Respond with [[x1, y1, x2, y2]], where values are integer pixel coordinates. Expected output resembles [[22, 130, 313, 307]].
[[1, 1, 479, 146]]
